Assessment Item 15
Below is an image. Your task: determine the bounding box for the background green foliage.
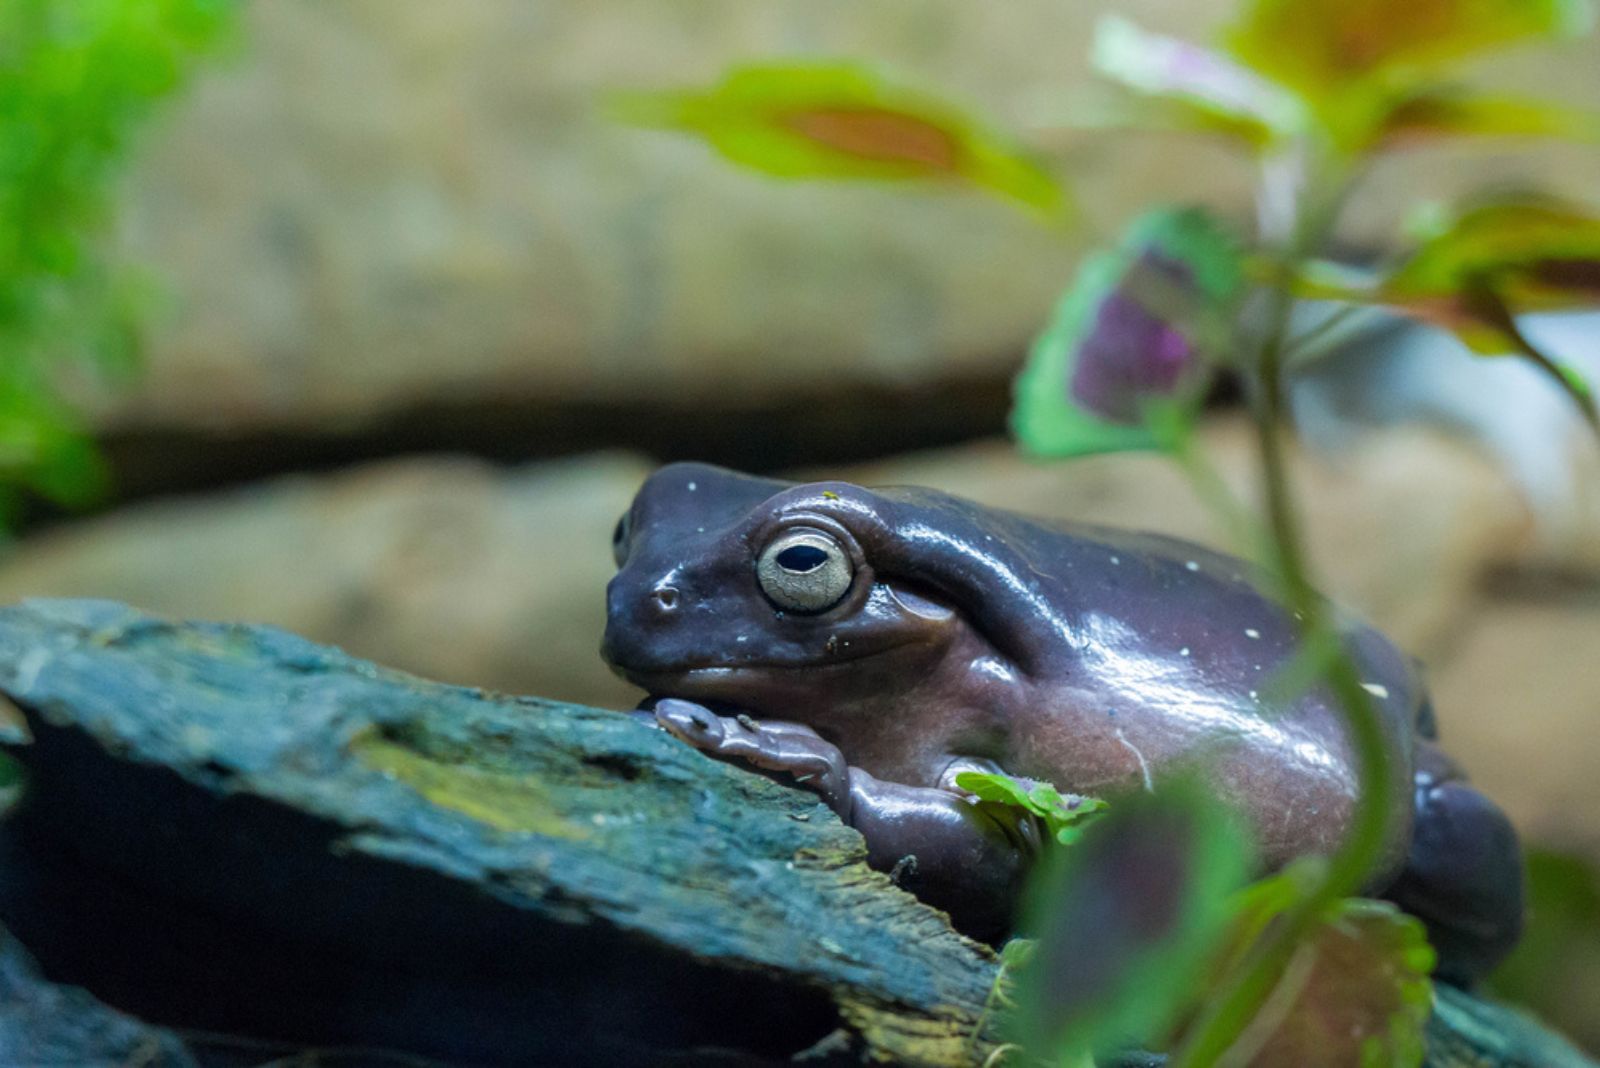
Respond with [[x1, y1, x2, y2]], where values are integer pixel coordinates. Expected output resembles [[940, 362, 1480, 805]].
[[1488, 849, 1600, 1051], [0, 0, 231, 524]]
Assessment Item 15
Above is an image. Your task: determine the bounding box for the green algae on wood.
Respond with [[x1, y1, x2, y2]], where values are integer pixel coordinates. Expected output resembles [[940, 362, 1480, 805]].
[[353, 732, 591, 839]]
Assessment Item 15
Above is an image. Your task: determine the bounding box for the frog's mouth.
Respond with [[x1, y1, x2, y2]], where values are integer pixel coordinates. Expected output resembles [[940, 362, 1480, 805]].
[[609, 639, 916, 700], [611, 665, 804, 710]]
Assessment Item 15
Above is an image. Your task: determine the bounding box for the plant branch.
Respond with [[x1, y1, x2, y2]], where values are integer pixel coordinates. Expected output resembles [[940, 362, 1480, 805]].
[[1168, 151, 1399, 1067]]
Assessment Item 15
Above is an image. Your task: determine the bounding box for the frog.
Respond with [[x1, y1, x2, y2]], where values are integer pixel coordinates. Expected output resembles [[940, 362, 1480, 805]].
[[600, 462, 1523, 985]]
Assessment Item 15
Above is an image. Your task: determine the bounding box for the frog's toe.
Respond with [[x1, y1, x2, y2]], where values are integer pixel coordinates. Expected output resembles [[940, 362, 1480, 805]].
[[654, 698, 729, 749], [1385, 779, 1524, 986]]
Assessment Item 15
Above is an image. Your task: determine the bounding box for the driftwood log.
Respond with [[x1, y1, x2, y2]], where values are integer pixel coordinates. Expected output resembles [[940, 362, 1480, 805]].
[[0, 599, 1590, 1068]]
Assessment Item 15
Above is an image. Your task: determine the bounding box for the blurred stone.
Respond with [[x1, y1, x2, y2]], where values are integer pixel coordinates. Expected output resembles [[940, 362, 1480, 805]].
[[0, 452, 651, 711], [1429, 594, 1600, 865], [96, 0, 1600, 436]]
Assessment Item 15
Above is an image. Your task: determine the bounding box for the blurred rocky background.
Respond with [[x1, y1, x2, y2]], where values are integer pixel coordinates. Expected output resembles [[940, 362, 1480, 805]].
[[4, 0, 1600, 1048]]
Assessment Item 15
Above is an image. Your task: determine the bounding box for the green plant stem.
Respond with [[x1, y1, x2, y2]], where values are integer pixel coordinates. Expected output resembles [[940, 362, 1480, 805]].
[[1169, 156, 1398, 1067], [1463, 278, 1600, 446], [1169, 427, 1265, 563]]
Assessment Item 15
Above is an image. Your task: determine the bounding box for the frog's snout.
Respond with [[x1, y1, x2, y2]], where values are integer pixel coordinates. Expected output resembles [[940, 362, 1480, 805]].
[[600, 570, 688, 673]]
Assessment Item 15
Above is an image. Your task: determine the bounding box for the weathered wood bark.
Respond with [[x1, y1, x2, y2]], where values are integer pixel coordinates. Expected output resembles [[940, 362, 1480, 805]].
[[0, 927, 199, 1068], [0, 599, 1591, 1068]]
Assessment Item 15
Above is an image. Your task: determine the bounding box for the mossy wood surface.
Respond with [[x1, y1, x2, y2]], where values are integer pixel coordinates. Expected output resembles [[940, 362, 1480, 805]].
[[0, 599, 1590, 1068]]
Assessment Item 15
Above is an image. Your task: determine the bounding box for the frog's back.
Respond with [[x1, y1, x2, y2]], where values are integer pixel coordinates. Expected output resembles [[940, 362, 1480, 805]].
[[1027, 512, 1425, 735], [868, 484, 1423, 867], [874, 483, 1424, 732]]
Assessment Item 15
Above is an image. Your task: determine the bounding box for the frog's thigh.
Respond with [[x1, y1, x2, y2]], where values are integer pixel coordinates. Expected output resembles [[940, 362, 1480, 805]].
[[1384, 771, 1524, 987]]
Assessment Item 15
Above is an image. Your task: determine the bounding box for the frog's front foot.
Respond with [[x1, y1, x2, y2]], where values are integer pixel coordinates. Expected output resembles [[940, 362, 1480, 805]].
[[646, 698, 1036, 942], [649, 698, 851, 816]]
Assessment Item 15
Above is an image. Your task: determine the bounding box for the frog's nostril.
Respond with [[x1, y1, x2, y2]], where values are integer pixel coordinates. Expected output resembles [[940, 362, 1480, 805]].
[[652, 586, 680, 612]]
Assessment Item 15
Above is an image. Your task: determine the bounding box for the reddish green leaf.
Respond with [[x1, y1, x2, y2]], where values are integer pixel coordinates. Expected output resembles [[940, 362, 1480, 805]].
[[1286, 198, 1600, 435], [1375, 91, 1600, 149], [1090, 16, 1301, 149], [612, 62, 1064, 214], [1381, 197, 1600, 434], [1235, 899, 1434, 1068], [1385, 197, 1600, 303], [1225, 0, 1593, 102], [1012, 207, 1244, 458], [1007, 780, 1254, 1060]]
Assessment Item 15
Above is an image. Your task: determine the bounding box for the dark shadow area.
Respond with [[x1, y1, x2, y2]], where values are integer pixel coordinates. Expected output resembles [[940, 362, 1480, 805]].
[[0, 718, 842, 1068], [99, 375, 1015, 501]]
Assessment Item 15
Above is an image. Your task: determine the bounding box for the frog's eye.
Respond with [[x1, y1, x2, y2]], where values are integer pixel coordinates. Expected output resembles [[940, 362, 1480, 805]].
[[611, 512, 631, 568], [756, 529, 853, 613]]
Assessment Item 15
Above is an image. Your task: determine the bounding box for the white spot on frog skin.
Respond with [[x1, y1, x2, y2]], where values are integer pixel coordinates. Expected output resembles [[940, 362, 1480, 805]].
[[735, 635, 748, 643], [1361, 682, 1390, 699], [1110, 555, 1121, 565], [696, 526, 705, 533], [972, 657, 1018, 684], [1185, 560, 1200, 572], [1114, 729, 1154, 792], [1179, 647, 1191, 657], [687, 481, 698, 491], [1245, 628, 1261, 639], [1083, 616, 1341, 775], [1249, 690, 1259, 700]]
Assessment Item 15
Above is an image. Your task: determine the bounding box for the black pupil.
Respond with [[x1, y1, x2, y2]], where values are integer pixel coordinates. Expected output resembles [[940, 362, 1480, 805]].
[[776, 545, 829, 572]]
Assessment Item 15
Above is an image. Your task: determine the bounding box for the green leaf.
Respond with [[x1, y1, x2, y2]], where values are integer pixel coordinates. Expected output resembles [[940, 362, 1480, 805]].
[[1231, 899, 1434, 1068], [1488, 848, 1600, 1048], [1225, 0, 1594, 103], [1375, 91, 1600, 149], [0, 375, 109, 509], [612, 62, 1065, 215], [0, 0, 232, 521], [1011, 207, 1244, 458], [955, 771, 1108, 846], [1091, 16, 1302, 149], [1006, 778, 1254, 1060]]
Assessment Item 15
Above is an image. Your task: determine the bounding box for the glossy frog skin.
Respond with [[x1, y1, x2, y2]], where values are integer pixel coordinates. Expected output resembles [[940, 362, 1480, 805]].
[[601, 462, 1523, 984]]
